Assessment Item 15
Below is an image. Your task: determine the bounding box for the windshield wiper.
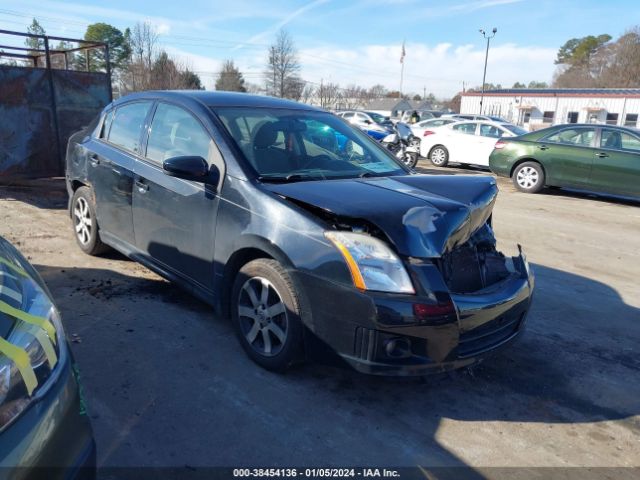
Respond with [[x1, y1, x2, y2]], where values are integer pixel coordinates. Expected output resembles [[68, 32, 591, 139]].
[[258, 173, 319, 183]]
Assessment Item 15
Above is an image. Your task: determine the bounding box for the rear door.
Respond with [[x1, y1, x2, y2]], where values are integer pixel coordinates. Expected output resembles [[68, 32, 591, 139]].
[[474, 123, 504, 166], [536, 127, 596, 187], [88, 101, 153, 247], [589, 128, 640, 197], [132, 101, 222, 290], [448, 122, 478, 163]]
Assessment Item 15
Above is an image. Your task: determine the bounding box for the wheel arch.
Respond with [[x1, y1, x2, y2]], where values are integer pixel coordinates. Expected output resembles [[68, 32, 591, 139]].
[[220, 235, 296, 319], [510, 157, 546, 178]]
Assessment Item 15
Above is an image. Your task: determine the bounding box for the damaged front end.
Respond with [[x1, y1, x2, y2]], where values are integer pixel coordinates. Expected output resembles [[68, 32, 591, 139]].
[[264, 175, 534, 375]]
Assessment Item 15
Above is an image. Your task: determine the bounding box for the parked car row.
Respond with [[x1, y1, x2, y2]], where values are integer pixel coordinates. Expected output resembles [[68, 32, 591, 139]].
[[414, 115, 640, 200]]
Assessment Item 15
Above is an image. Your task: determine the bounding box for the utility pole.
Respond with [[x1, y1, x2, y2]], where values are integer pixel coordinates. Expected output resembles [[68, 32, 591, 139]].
[[479, 27, 497, 115], [423, 86, 426, 100]]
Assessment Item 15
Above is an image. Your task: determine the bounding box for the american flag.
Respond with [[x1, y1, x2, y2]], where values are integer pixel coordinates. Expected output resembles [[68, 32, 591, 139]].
[[400, 41, 406, 64]]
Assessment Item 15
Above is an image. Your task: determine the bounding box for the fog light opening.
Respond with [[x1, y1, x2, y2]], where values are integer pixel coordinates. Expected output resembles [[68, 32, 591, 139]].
[[384, 337, 412, 359]]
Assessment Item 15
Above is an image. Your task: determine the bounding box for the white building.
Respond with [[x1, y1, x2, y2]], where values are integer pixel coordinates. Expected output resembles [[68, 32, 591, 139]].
[[460, 88, 640, 130]]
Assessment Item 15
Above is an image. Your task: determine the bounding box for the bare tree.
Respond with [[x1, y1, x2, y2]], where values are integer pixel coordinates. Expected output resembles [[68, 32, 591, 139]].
[[123, 21, 159, 92], [264, 29, 302, 98], [299, 83, 316, 104], [317, 81, 341, 109], [341, 84, 367, 109], [120, 22, 202, 93]]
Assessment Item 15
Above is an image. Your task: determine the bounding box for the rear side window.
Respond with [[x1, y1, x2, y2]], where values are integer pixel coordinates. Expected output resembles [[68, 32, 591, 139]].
[[544, 128, 595, 147], [600, 129, 640, 152], [108, 102, 152, 154], [146, 103, 213, 164], [479, 124, 501, 138], [343, 112, 354, 119], [452, 123, 477, 135]]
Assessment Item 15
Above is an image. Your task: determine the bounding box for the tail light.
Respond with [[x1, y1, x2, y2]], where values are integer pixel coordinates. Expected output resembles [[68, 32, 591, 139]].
[[423, 130, 435, 137], [494, 140, 507, 149]]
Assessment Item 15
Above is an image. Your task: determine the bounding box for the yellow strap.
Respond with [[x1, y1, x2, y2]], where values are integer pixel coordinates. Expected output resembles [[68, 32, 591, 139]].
[[0, 337, 38, 395], [0, 300, 57, 345], [33, 328, 58, 369], [0, 258, 28, 277]]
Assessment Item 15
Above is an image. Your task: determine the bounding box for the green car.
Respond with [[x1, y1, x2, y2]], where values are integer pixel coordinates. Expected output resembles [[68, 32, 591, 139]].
[[0, 236, 95, 479], [489, 124, 640, 198]]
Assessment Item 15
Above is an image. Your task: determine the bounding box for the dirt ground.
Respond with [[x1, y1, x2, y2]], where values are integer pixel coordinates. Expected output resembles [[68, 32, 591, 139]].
[[0, 163, 638, 477]]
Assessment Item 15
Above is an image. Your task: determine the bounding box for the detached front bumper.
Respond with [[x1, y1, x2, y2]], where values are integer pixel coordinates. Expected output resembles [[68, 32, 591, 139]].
[[294, 251, 534, 376]]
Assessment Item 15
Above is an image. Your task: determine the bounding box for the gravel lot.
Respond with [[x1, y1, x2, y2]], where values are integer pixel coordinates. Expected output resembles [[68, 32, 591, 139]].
[[0, 162, 638, 477]]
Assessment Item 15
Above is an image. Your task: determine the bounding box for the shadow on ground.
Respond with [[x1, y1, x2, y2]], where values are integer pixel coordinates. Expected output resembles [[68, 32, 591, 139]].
[[32, 259, 640, 476]]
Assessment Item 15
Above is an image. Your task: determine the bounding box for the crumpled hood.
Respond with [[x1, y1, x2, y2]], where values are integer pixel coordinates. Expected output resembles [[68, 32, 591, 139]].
[[264, 174, 498, 258]]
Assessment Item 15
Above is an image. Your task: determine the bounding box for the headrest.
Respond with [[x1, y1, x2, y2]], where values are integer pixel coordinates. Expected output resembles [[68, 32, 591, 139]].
[[254, 122, 278, 149]]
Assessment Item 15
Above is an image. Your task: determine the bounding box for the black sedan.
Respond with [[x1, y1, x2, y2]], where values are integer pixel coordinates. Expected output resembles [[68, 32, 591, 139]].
[[0, 236, 95, 478], [65, 91, 534, 375]]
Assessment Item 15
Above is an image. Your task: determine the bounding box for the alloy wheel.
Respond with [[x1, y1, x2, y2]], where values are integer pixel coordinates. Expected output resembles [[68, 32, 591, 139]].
[[73, 197, 92, 245], [516, 166, 539, 189], [431, 148, 446, 165], [237, 277, 288, 357]]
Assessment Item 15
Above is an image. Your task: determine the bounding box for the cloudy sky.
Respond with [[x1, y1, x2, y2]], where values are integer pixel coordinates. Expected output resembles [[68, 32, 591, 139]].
[[1, 0, 639, 97]]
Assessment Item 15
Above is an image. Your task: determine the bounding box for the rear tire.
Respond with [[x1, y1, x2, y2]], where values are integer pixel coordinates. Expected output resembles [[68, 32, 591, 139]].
[[71, 186, 110, 255], [429, 145, 449, 167], [231, 259, 305, 372], [512, 161, 545, 193]]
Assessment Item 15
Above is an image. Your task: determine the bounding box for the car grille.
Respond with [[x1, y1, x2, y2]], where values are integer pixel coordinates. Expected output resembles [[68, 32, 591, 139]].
[[457, 311, 525, 358]]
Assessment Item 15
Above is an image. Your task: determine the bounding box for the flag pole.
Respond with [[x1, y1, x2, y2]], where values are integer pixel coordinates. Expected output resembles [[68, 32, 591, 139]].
[[399, 40, 405, 99]]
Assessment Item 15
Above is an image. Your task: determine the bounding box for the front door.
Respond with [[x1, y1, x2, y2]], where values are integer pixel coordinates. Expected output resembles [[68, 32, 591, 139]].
[[132, 102, 221, 290], [536, 127, 596, 187], [590, 128, 640, 197], [88, 101, 153, 246]]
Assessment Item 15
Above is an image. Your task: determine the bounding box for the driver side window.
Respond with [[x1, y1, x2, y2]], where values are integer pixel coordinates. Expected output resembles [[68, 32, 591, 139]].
[[146, 103, 213, 165]]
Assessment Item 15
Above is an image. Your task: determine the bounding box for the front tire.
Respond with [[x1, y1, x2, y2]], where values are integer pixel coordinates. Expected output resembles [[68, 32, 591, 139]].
[[404, 152, 418, 168], [512, 161, 545, 193], [429, 145, 449, 167], [71, 186, 110, 255], [231, 259, 304, 372]]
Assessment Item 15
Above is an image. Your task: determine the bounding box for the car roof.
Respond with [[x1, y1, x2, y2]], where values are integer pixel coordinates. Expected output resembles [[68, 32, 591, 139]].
[[111, 90, 324, 112]]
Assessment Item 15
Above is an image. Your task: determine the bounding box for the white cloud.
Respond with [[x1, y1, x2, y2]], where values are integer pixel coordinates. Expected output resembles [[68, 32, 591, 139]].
[[295, 41, 557, 97]]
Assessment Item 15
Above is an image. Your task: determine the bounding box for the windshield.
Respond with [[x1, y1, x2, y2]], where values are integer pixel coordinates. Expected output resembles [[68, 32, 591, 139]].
[[364, 112, 387, 124], [214, 107, 407, 181], [502, 124, 528, 136]]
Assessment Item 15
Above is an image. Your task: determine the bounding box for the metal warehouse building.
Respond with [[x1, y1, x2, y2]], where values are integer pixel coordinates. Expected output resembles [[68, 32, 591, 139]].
[[460, 88, 640, 130]]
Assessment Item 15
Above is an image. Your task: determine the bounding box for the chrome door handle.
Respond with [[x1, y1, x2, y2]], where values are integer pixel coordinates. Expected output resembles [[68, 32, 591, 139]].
[[135, 180, 149, 192], [596, 152, 609, 158], [539, 145, 549, 150], [89, 153, 100, 166]]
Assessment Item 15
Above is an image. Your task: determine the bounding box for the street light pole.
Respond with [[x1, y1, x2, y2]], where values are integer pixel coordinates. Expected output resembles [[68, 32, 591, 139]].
[[479, 27, 497, 115]]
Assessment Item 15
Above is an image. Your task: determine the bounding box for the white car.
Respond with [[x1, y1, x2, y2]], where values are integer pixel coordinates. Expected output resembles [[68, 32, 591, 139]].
[[420, 120, 527, 167], [410, 118, 457, 138], [335, 110, 390, 134]]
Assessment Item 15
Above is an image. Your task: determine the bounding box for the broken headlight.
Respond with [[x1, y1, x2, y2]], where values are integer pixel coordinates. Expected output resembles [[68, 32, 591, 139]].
[[0, 250, 66, 431], [325, 231, 415, 294]]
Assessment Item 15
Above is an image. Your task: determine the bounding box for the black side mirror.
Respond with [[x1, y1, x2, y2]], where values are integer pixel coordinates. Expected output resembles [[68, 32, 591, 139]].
[[363, 119, 372, 125], [163, 156, 218, 185]]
